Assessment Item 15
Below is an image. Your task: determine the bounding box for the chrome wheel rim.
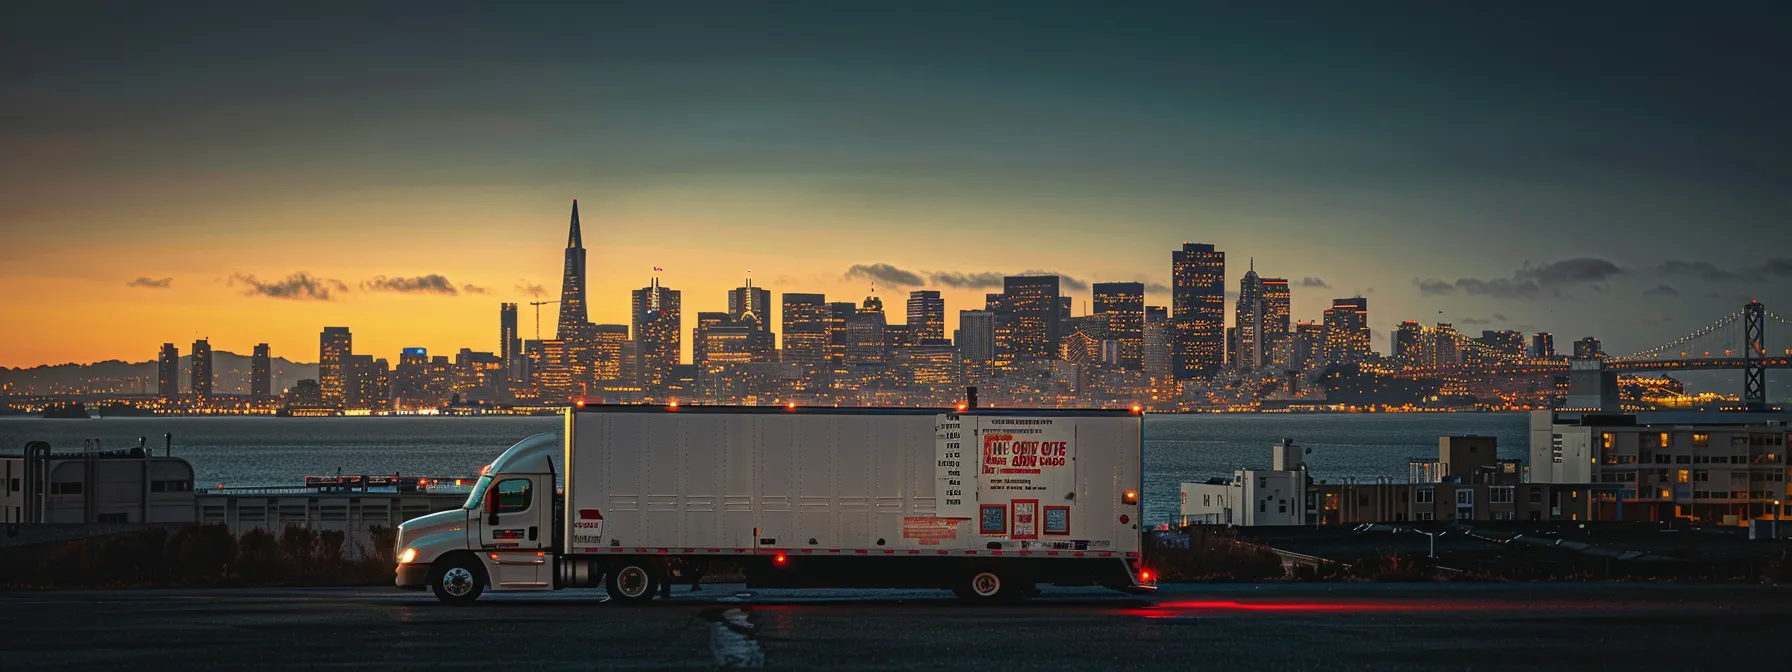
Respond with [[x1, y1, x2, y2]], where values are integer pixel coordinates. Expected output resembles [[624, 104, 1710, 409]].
[[971, 572, 1000, 597], [442, 567, 475, 597], [618, 566, 650, 597]]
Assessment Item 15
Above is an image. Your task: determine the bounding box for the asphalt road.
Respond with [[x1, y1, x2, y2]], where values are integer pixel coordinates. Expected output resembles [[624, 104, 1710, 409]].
[[4, 583, 1792, 670]]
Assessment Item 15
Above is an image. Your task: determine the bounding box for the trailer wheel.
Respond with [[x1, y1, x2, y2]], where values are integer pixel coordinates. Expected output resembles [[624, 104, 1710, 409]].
[[430, 556, 485, 605], [606, 561, 658, 604], [959, 569, 1019, 602]]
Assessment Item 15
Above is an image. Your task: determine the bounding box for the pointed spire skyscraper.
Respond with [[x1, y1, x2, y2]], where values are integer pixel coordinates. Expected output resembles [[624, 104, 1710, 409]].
[[557, 199, 589, 339]]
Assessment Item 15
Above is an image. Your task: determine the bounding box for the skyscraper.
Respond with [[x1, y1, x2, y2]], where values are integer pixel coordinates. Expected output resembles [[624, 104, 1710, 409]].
[[1393, 321, 1423, 363], [556, 200, 588, 339], [1142, 306, 1171, 379], [781, 293, 829, 368], [1172, 243, 1225, 379], [727, 278, 771, 330], [1093, 282, 1144, 370], [590, 325, 628, 381], [847, 295, 887, 366], [1234, 263, 1264, 371], [906, 290, 945, 341], [1293, 321, 1324, 371], [1573, 337, 1603, 358], [726, 279, 775, 363], [500, 303, 521, 382], [1321, 298, 1370, 364], [190, 338, 213, 400], [957, 310, 995, 365], [693, 311, 731, 373], [251, 343, 271, 400], [157, 343, 179, 399], [1531, 332, 1556, 358], [827, 301, 857, 373], [394, 347, 429, 406], [631, 278, 681, 391], [1002, 275, 1061, 366], [1260, 277, 1291, 367], [319, 326, 352, 405]]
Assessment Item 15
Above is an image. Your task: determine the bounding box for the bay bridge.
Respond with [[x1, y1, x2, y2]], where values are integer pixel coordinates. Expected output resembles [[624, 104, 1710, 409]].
[[1396, 301, 1791, 408]]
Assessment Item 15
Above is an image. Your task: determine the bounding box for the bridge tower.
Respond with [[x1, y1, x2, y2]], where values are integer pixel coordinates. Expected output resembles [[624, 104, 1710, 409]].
[[1744, 300, 1766, 409]]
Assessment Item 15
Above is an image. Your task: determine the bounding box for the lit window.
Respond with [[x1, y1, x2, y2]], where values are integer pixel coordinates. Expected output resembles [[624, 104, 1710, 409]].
[[1694, 433, 1710, 448], [1676, 469, 1689, 484]]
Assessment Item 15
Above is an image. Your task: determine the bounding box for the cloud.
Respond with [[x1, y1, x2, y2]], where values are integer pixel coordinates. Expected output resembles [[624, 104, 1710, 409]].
[[1656, 258, 1792, 283], [1143, 282, 1170, 294], [927, 271, 1006, 289], [462, 284, 490, 295], [362, 274, 460, 295], [1416, 257, 1619, 301], [1457, 317, 1493, 326], [1299, 277, 1331, 289], [844, 263, 924, 288], [126, 276, 172, 289], [515, 280, 546, 298], [1643, 284, 1679, 296], [1416, 278, 1455, 296], [1515, 258, 1624, 285], [229, 272, 347, 301]]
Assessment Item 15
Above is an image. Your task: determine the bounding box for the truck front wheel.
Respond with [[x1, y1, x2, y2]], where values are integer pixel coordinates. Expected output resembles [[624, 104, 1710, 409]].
[[606, 561, 658, 604], [430, 557, 485, 605]]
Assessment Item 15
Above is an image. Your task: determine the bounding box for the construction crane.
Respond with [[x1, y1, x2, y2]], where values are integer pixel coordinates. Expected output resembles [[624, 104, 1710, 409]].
[[528, 300, 560, 340]]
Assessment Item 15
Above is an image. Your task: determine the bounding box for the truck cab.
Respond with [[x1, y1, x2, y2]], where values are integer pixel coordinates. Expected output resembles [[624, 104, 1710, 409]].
[[394, 433, 558, 604]]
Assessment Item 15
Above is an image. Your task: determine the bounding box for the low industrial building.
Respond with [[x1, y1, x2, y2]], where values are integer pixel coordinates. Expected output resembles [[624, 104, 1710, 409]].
[[1529, 409, 1792, 525], [1, 441, 196, 524], [1182, 436, 1620, 526]]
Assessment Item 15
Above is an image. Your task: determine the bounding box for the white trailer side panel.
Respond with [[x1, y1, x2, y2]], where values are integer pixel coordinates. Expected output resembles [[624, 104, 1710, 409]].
[[566, 410, 1138, 557]]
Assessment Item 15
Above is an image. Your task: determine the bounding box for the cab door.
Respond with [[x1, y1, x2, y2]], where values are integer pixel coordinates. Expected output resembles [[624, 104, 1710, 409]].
[[478, 474, 551, 590]]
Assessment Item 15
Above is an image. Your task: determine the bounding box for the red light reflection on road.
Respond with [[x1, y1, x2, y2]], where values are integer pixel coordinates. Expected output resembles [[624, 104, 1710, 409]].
[[1127, 599, 1476, 617]]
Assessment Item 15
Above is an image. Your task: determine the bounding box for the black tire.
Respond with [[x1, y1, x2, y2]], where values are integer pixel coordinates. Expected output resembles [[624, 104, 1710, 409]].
[[430, 556, 485, 605], [606, 561, 659, 604]]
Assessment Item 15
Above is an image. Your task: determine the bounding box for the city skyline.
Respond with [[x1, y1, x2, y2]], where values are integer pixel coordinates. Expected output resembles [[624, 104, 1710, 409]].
[[4, 3, 1791, 368]]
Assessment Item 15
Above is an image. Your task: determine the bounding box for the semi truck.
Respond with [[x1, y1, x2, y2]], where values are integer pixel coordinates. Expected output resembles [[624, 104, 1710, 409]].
[[394, 404, 1151, 604]]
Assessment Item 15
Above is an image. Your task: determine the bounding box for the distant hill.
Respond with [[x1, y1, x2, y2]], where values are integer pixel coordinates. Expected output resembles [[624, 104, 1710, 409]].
[[1, 353, 318, 397]]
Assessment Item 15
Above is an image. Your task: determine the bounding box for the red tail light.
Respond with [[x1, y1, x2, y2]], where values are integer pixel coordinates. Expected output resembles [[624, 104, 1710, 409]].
[[774, 553, 787, 566]]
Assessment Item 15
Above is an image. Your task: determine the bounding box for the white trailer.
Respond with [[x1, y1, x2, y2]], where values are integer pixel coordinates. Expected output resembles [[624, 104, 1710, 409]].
[[394, 405, 1151, 604]]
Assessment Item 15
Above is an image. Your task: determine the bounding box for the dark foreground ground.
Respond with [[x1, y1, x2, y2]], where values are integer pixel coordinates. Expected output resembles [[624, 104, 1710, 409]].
[[4, 583, 1791, 670]]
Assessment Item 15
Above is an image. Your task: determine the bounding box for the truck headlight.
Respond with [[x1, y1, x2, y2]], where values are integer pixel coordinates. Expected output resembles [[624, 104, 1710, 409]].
[[398, 547, 418, 564]]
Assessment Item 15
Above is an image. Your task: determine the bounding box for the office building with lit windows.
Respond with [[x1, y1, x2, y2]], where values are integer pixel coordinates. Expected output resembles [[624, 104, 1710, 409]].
[[319, 327, 352, 406], [1531, 332, 1556, 358], [1321, 298, 1370, 364], [1393, 320, 1423, 364], [1292, 321, 1324, 372], [590, 325, 628, 381], [189, 339, 213, 400], [157, 343, 179, 400], [847, 295, 888, 366], [1172, 243, 1225, 379], [1260, 277, 1290, 367], [631, 278, 681, 391], [251, 343, 271, 401], [781, 293, 829, 369], [1234, 264, 1265, 371], [1531, 410, 1792, 525], [1001, 275, 1061, 367], [906, 290, 945, 342], [500, 303, 521, 382], [1093, 282, 1144, 370], [957, 310, 995, 366], [1573, 337, 1604, 359], [394, 347, 430, 406]]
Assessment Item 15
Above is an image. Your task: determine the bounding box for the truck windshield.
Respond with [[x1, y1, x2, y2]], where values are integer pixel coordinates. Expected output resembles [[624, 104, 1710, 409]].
[[463, 475, 494, 510]]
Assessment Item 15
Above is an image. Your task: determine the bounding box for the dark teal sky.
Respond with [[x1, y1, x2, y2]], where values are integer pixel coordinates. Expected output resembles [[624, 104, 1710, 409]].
[[2, 1, 1789, 366]]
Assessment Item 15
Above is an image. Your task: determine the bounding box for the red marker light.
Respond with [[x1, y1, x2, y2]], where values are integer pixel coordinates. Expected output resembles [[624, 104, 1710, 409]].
[[955, 402, 968, 412], [1120, 514, 1130, 524], [1130, 404, 1142, 414], [774, 553, 787, 566], [786, 402, 797, 410], [1140, 569, 1153, 582], [668, 400, 679, 410], [575, 400, 585, 408]]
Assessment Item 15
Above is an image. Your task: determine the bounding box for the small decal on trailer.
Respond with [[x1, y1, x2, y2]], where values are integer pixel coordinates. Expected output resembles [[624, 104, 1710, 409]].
[[980, 504, 1007, 535], [902, 517, 962, 545]]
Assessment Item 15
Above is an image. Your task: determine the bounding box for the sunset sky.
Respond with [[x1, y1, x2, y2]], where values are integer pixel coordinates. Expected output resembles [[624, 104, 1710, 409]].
[[3, 2, 1789, 368]]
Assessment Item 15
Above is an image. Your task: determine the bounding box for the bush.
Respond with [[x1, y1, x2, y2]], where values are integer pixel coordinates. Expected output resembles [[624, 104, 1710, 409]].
[[97, 527, 168, 585], [235, 528, 281, 582], [165, 524, 237, 584]]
